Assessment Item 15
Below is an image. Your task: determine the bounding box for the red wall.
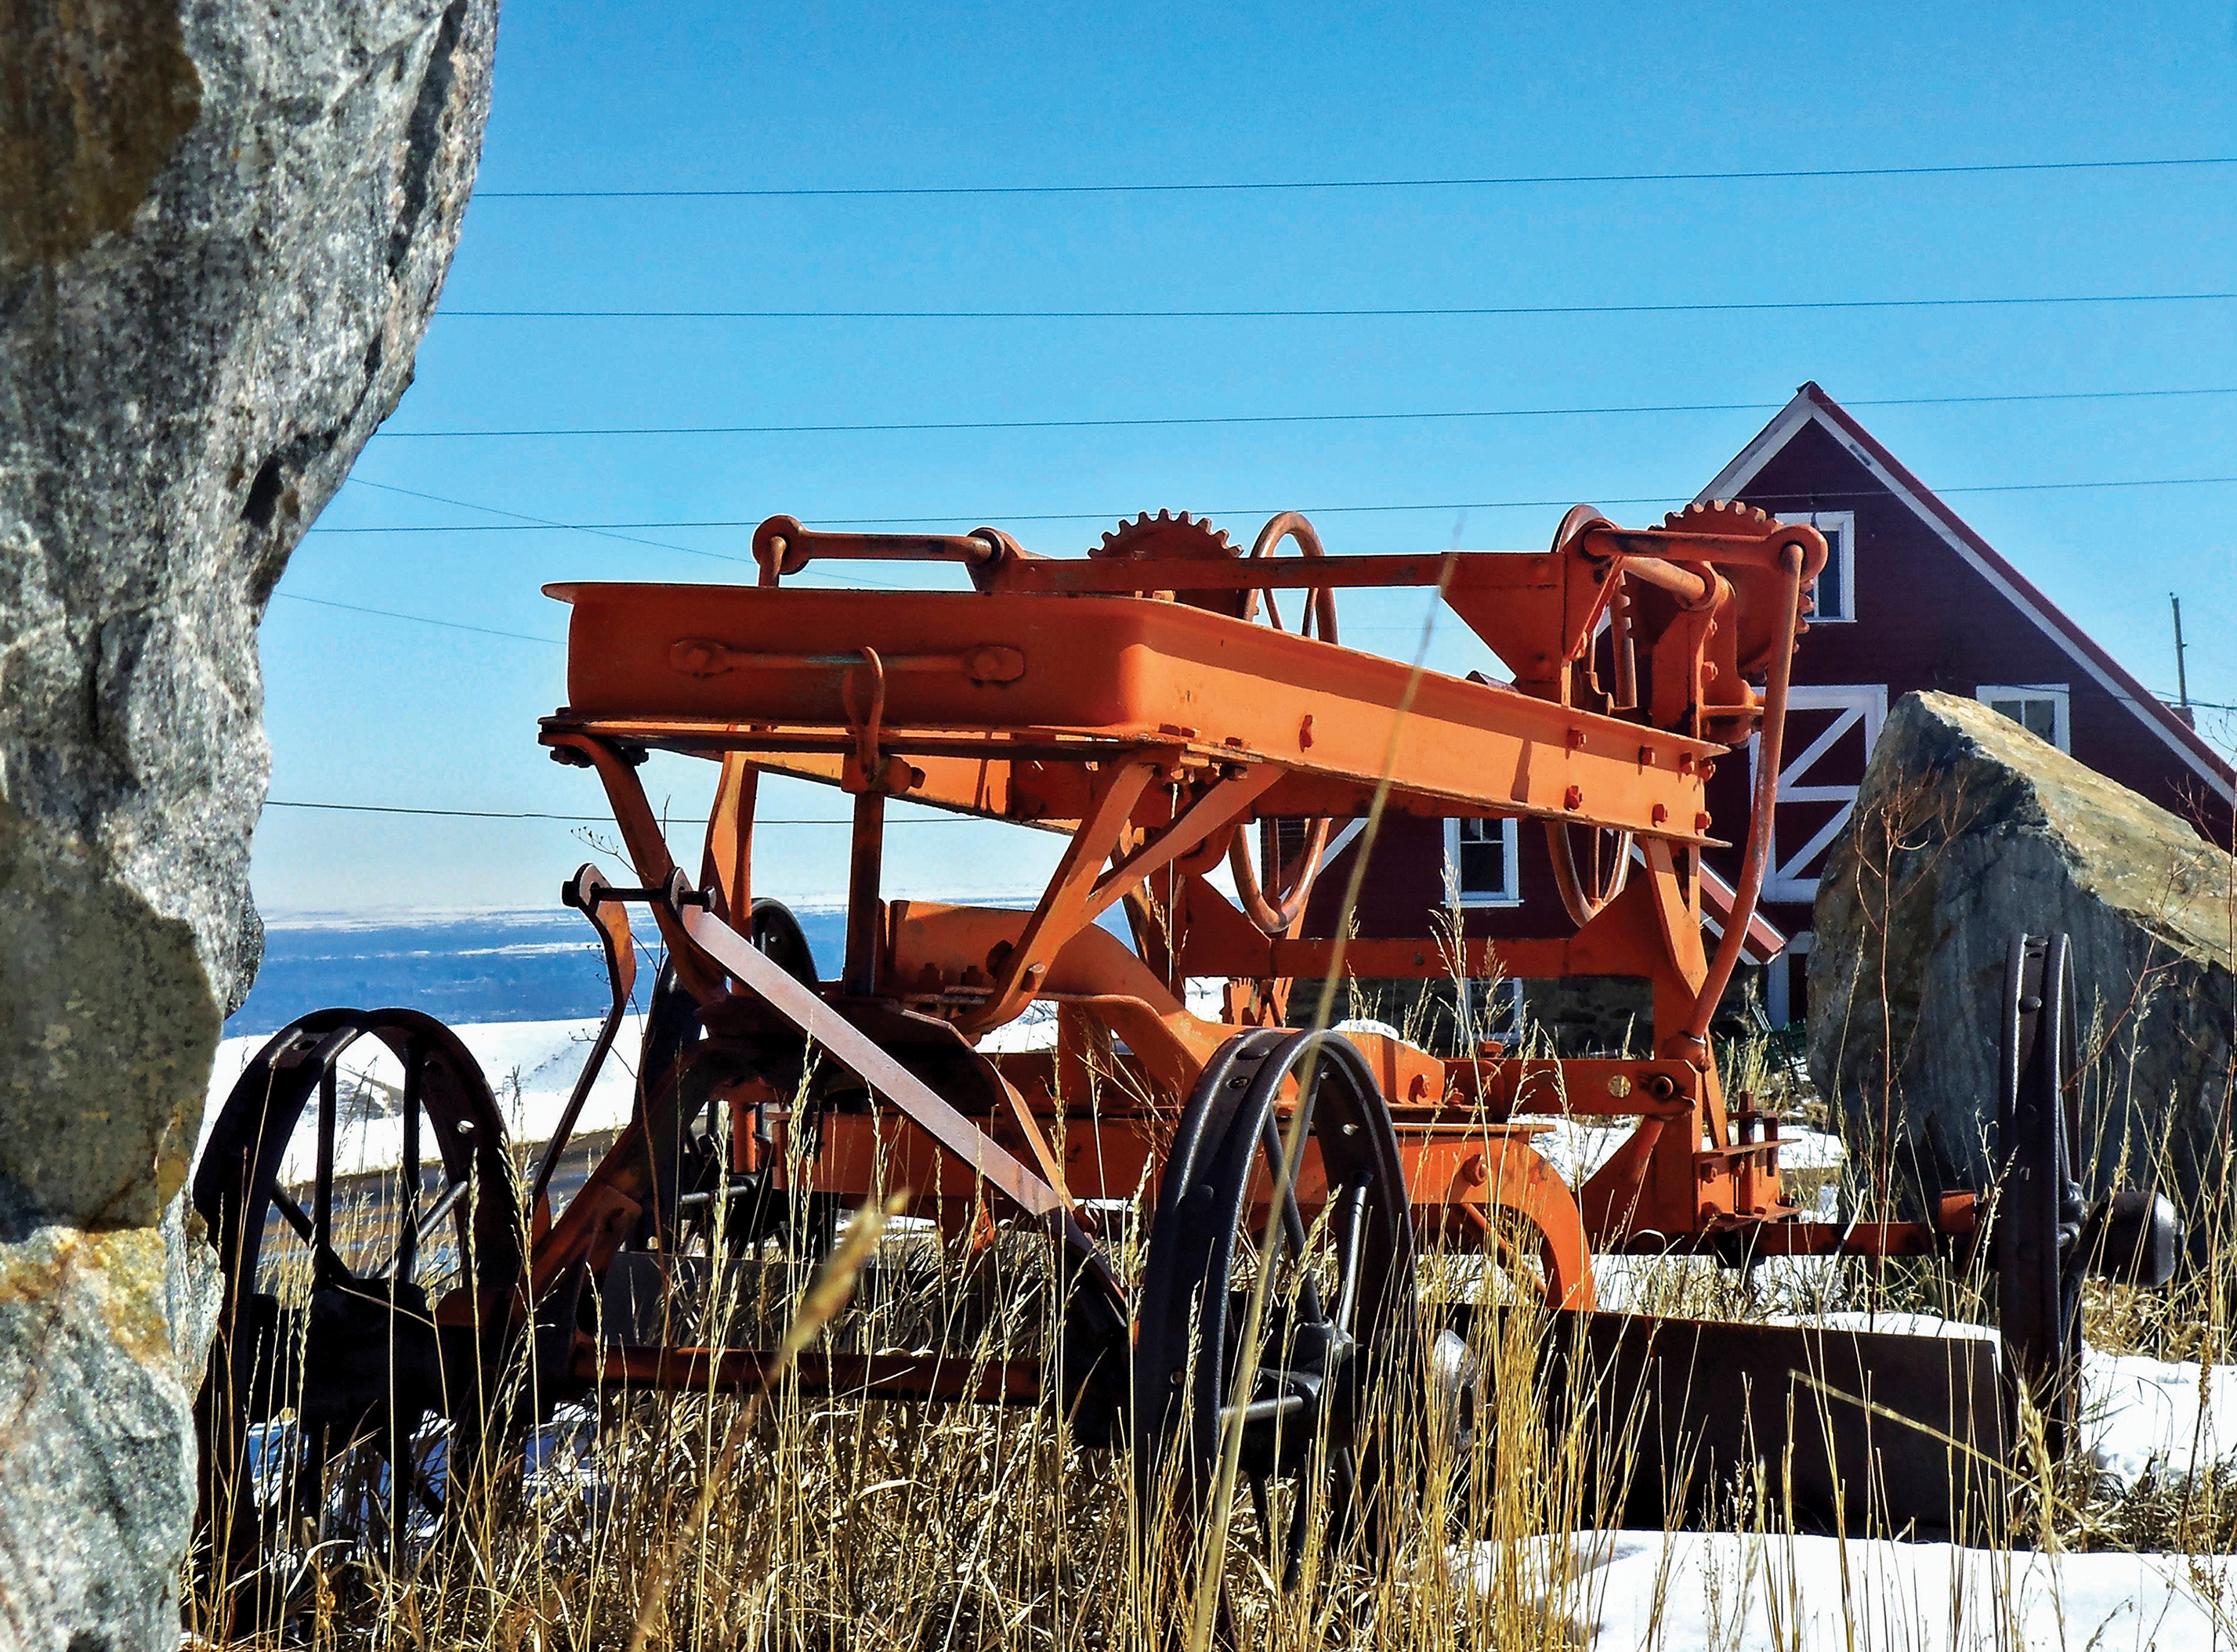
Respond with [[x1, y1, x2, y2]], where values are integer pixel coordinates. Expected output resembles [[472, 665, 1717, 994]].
[[1319, 415, 2233, 992]]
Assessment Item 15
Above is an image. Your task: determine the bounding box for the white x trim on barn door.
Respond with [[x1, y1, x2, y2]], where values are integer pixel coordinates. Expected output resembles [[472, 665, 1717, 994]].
[[1751, 685, 1888, 903]]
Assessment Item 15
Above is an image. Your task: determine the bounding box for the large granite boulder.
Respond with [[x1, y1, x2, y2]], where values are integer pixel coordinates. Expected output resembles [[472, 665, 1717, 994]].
[[0, 2, 498, 1646], [1809, 691, 2235, 1209]]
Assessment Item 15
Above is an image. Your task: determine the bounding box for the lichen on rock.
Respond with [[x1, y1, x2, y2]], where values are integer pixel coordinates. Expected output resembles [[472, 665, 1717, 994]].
[[1808, 690, 2235, 1214]]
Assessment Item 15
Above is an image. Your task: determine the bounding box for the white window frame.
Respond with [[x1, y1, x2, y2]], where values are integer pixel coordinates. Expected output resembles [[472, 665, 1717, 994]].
[[1445, 816, 1522, 908], [1782, 508, 1856, 624], [1976, 682, 2071, 753]]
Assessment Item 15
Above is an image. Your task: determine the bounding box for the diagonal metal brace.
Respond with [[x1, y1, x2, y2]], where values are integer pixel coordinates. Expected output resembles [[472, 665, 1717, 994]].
[[675, 901, 1131, 1347], [678, 904, 1099, 1232]]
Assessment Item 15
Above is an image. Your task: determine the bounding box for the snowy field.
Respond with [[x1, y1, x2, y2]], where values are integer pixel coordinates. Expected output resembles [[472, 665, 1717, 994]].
[[201, 1014, 2237, 1648], [1478, 1530, 2235, 1650], [202, 1014, 652, 1185]]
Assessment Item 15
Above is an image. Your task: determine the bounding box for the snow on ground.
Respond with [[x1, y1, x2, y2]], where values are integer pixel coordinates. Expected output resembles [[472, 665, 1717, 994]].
[[1478, 1530, 2235, 1651], [202, 1014, 647, 1184], [2089, 1350, 2237, 1488], [202, 1014, 2237, 1489], [209, 1013, 2237, 1642], [1520, 1112, 1844, 1203]]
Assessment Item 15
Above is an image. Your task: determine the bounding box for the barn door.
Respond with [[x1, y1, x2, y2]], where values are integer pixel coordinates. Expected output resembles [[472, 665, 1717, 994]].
[[1754, 685, 1888, 903]]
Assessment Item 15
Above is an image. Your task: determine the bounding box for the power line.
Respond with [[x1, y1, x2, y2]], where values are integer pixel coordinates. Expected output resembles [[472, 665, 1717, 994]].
[[325, 477, 913, 591], [2146, 695, 2237, 714], [273, 591, 563, 645], [370, 384, 2237, 441], [348, 477, 755, 567], [299, 471, 2237, 540], [263, 798, 978, 825], [443, 291, 2237, 323], [472, 154, 2237, 201]]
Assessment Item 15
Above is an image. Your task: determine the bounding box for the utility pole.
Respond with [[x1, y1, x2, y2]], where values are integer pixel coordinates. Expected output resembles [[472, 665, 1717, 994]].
[[2171, 593, 2195, 728]]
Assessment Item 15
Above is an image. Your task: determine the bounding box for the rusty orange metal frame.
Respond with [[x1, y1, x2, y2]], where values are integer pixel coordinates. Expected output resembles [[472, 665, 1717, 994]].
[[517, 499, 1947, 1401]]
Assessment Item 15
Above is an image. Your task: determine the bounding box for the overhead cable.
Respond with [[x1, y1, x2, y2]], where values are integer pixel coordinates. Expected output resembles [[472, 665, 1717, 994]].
[[371, 384, 2237, 440], [443, 291, 2237, 322], [474, 154, 2237, 201], [301, 471, 2237, 540]]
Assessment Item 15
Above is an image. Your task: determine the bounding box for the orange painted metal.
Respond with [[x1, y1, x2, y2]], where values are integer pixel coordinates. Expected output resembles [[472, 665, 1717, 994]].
[[516, 499, 1929, 1404]]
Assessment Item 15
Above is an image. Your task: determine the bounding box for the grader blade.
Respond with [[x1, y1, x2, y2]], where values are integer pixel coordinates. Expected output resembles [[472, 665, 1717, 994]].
[[1562, 1312, 2010, 1536]]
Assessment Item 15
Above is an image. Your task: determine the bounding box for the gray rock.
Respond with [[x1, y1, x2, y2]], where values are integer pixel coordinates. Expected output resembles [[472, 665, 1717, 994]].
[[0, 1193, 210, 1652], [1809, 691, 2235, 1207], [0, 1, 498, 1646]]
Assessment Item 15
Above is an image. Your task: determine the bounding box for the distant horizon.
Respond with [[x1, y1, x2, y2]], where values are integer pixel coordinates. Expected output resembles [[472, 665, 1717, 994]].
[[254, 896, 861, 929]]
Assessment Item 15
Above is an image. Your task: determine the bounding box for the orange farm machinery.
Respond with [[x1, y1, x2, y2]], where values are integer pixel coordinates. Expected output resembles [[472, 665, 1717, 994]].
[[195, 500, 2177, 1590]]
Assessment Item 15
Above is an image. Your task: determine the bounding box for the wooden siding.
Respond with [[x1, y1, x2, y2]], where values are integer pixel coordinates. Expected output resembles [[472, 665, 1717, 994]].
[[1324, 391, 2234, 1020]]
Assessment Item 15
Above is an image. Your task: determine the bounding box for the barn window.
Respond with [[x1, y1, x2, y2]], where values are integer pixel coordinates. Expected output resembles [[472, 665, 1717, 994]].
[[1976, 683, 2070, 752], [1782, 509, 1855, 624], [1445, 817, 1522, 906]]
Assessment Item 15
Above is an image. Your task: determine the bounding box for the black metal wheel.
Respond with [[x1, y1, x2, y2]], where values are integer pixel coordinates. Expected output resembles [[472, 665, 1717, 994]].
[[746, 895, 820, 986], [192, 1008, 522, 1624], [1135, 1028, 1419, 1592], [655, 898, 828, 1258], [1996, 932, 2089, 1455]]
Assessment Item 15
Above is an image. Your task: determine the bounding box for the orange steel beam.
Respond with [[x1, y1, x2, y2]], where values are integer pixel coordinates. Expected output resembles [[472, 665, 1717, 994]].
[[527, 501, 1830, 1290], [547, 580, 1728, 808]]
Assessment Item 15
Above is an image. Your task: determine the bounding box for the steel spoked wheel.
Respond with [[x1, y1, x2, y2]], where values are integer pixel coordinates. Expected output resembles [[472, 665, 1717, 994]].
[[192, 1008, 522, 1625], [1996, 932, 2088, 1455], [1135, 1028, 1420, 1592]]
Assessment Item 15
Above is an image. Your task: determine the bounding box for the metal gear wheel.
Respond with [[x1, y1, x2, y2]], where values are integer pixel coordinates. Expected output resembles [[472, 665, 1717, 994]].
[[1092, 510, 1248, 618]]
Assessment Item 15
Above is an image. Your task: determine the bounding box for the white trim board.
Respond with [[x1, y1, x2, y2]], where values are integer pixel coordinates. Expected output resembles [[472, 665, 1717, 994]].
[[1750, 684, 1888, 904], [1696, 395, 2234, 804]]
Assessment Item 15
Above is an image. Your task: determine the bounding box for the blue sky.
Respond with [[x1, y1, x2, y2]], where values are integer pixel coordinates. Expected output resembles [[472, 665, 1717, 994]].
[[255, 0, 2237, 915]]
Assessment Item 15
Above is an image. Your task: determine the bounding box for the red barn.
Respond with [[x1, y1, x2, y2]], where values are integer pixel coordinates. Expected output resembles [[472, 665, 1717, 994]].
[[1310, 382, 2235, 1034]]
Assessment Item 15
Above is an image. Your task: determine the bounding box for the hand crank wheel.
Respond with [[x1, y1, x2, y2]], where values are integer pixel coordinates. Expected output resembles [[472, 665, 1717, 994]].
[[191, 1008, 521, 1626], [1996, 931, 2088, 1457], [1227, 512, 1339, 934], [1134, 1028, 1420, 1592], [1545, 819, 1634, 927]]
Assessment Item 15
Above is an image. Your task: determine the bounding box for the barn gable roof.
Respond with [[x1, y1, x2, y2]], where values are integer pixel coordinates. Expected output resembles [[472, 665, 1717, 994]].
[[1696, 382, 2235, 805]]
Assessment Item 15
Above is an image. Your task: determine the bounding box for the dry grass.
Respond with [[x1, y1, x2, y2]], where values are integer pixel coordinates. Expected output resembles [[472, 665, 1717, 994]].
[[185, 998, 2237, 1652]]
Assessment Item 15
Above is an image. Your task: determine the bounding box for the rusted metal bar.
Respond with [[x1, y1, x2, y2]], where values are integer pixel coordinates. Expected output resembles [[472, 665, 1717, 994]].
[[577, 1342, 1044, 1405], [1544, 1309, 2008, 1535], [1681, 542, 1804, 1053], [532, 866, 639, 1215], [1733, 1220, 1946, 1259], [676, 901, 1077, 1229], [844, 790, 885, 996], [755, 515, 1015, 587]]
